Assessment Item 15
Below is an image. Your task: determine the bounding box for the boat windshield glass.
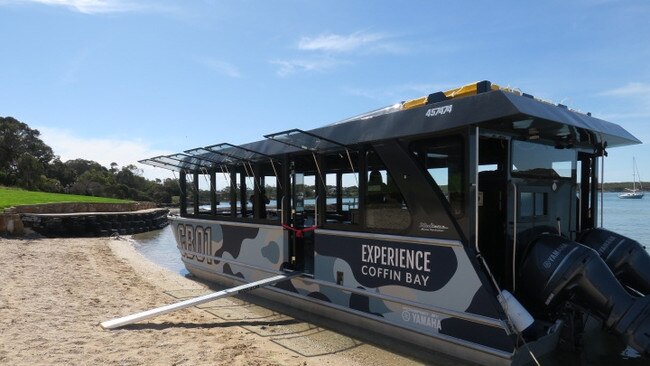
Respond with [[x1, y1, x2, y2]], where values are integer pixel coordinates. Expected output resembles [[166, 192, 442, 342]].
[[511, 140, 575, 179]]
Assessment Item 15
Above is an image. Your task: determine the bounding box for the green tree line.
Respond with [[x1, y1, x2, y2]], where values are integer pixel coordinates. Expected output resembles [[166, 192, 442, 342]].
[[602, 182, 648, 192], [0, 116, 180, 204]]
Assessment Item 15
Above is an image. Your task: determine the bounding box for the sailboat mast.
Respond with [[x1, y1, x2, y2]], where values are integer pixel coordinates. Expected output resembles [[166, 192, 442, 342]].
[[633, 158, 636, 191], [635, 157, 643, 191]]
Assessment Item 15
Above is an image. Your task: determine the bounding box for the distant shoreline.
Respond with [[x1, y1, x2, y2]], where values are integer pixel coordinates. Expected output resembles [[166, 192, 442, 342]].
[[601, 182, 646, 192]]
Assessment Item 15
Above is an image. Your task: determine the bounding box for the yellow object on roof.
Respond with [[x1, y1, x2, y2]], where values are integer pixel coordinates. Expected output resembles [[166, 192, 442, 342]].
[[444, 82, 500, 98], [401, 96, 428, 110], [401, 81, 503, 110]]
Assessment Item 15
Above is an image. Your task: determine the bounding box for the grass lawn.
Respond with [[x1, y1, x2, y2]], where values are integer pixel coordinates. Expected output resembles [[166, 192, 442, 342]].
[[0, 186, 132, 210]]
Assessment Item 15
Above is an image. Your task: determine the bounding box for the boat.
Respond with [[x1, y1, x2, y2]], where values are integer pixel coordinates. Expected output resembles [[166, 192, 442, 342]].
[[140, 81, 650, 364], [619, 157, 644, 199]]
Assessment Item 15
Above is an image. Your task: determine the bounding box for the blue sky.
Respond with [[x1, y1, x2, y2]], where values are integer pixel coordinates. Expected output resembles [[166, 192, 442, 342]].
[[1, 0, 649, 182]]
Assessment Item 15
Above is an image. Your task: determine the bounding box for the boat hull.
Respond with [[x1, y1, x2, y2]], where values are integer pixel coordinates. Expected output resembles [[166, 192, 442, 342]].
[[170, 215, 559, 365], [619, 192, 644, 199]]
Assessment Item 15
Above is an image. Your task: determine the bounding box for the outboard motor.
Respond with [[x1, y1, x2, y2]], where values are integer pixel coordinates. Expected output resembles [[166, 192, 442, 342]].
[[518, 234, 650, 356], [578, 228, 650, 295]]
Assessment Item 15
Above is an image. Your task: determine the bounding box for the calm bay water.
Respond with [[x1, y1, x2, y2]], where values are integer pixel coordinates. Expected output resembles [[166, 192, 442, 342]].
[[131, 192, 650, 364], [131, 227, 187, 275], [601, 192, 650, 245]]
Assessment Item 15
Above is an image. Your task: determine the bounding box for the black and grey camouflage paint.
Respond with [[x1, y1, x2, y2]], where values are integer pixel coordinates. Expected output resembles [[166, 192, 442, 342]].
[[171, 216, 515, 354]]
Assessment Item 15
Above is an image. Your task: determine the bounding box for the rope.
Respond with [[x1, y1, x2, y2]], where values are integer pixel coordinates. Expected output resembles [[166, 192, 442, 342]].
[[475, 251, 541, 366], [171, 170, 183, 193], [218, 165, 231, 204], [185, 173, 196, 193], [345, 148, 359, 186], [223, 164, 240, 190], [181, 170, 197, 211], [281, 224, 318, 238], [200, 167, 218, 198], [219, 165, 229, 183], [312, 152, 326, 189], [270, 159, 282, 191], [473, 211, 541, 358], [246, 161, 261, 193]]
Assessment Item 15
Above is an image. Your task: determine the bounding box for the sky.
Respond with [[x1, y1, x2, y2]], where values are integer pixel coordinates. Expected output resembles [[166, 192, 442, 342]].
[[1, 0, 649, 182]]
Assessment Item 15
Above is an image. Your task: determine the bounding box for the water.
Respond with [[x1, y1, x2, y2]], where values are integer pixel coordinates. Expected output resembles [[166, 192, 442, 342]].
[[130, 227, 188, 275], [602, 192, 650, 245], [131, 192, 650, 364]]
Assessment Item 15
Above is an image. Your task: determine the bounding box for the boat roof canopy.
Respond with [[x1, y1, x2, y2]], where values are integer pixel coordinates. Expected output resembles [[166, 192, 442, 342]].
[[140, 80, 642, 173], [264, 129, 351, 153]]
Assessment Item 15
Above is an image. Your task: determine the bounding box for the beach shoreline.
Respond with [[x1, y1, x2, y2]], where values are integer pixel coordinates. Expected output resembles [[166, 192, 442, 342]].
[[0, 235, 421, 365]]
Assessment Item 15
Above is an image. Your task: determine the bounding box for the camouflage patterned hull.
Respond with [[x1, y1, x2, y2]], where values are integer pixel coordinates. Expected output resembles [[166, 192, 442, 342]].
[[171, 215, 558, 365]]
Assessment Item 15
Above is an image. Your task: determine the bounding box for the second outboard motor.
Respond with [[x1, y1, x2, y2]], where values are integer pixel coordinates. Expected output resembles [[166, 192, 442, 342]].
[[518, 234, 650, 356], [578, 228, 650, 295]]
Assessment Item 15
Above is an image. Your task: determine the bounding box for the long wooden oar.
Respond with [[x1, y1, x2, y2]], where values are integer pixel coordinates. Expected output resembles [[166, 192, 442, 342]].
[[100, 271, 301, 329]]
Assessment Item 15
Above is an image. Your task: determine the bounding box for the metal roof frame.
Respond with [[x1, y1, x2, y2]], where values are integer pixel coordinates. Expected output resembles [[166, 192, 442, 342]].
[[148, 155, 205, 172], [138, 159, 182, 171], [166, 153, 215, 169], [202, 142, 277, 163], [263, 128, 352, 153]]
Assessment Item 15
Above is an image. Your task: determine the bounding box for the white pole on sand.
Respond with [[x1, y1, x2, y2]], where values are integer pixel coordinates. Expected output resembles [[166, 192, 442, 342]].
[[100, 272, 301, 330]]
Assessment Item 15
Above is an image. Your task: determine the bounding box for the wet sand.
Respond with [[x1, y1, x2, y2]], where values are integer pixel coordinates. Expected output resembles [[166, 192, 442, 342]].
[[0, 235, 422, 365]]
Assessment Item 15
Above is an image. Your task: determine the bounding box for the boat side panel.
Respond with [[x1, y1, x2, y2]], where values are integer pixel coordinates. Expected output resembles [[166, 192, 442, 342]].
[[172, 216, 288, 274], [313, 232, 514, 352], [170, 216, 515, 354]]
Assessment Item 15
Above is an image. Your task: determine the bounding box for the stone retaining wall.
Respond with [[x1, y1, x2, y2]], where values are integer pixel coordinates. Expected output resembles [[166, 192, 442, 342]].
[[1, 202, 161, 236], [5, 202, 157, 214], [23, 208, 170, 237], [0, 214, 24, 236]]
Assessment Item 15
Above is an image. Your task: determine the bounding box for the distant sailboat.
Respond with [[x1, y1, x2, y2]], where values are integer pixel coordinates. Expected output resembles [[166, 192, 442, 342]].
[[619, 157, 644, 199]]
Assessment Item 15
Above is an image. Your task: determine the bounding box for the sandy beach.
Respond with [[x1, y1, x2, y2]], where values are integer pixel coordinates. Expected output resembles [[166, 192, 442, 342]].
[[0, 235, 423, 365]]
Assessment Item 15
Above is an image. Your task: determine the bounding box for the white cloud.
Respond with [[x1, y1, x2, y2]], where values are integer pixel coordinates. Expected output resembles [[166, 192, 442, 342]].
[[2, 0, 148, 14], [37, 126, 174, 181], [597, 82, 650, 120], [270, 58, 342, 77], [600, 82, 650, 97], [196, 58, 241, 78], [273, 31, 403, 76], [298, 31, 401, 54]]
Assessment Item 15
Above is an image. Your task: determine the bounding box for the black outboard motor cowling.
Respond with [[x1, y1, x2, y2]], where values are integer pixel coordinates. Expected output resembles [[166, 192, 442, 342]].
[[578, 228, 650, 295], [518, 234, 650, 356]]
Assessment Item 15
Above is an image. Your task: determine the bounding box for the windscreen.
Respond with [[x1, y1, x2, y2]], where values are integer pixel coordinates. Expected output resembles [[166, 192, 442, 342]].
[[511, 140, 575, 179]]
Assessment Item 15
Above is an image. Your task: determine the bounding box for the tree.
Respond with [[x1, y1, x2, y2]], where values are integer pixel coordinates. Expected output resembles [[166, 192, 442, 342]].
[[0, 116, 54, 186], [115, 164, 147, 192], [17, 153, 44, 190], [70, 169, 111, 196], [150, 178, 181, 204], [39, 175, 63, 193], [46, 157, 76, 187], [0, 117, 182, 205], [65, 159, 106, 177]]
